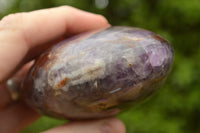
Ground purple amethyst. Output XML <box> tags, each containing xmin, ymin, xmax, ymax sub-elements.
<box><xmin>21</xmin><ymin>26</ymin><xmax>174</xmax><ymax>120</ymax></box>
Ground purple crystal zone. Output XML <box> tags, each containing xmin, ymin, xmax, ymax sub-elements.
<box><xmin>22</xmin><ymin>26</ymin><xmax>174</xmax><ymax>120</ymax></box>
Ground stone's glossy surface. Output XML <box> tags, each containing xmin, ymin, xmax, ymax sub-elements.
<box><xmin>21</xmin><ymin>26</ymin><xmax>174</xmax><ymax>120</ymax></box>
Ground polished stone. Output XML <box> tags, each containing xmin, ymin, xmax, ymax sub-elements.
<box><xmin>21</xmin><ymin>26</ymin><xmax>174</xmax><ymax>120</ymax></box>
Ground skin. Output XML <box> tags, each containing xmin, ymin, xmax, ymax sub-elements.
<box><xmin>0</xmin><ymin>6</ymin><xmax>126</xmax><ymax>133</ymax></box>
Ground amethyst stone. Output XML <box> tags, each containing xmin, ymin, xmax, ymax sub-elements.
<box><xmin>21</xmin><ymin>26</ymin><xmax>174</xmax><ymax>120</ymax></box>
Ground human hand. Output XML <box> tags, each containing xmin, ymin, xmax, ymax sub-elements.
<box><xmin>0</xmin><ymin>6</ymin><xmax>125</xmax><ymax>133</ymax></box>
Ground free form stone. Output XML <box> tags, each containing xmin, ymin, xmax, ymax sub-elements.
<box><xmin>21</xmin><ymin>26</ymin><xmax>174</xmax><ymax>120</ymax></box>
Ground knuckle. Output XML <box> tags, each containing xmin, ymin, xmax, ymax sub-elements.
<box><xmin>58</xmin><ymin>5</ymin><xmax>75</xmax><ymax>11</ymax></box>
<box><xmin>59</xmin><ymin>5</ymin><xmax>71</xmax><ymax>8</ymax></box>
<box><xmin>0</xmin><ymin>13</ymin><xmax>26</xmax><ymax>29</ymax></box>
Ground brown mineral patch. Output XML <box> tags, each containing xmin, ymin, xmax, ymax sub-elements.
<box><xmin>43</xmin><ymin>53</ymin><xmax>59</xmax><ymax>70</ymax></box>
<box><xmin>153</xmin><ymin>34</ymin><xmax>165</xmax><ymax>42</ymax></box>
<box><xmin>87</xmin><ymin>67</ymin><xmax>102</xmax><ymax>76</ymax></box>
<box><xmin>88</xmin><ymin>68</ymin><xmax>97</xmax><ymax>76</ymax></box>
<box><xmin>129</xmin><ymin>64</ymin><xmax>132</xmax><ymax>67</ymax></box>
<box><xmin>87</xmin><ymin>99</ymin><xmax>119</xmax><ymax>112</ymax></box>
<box><xmin>55</xmin><ymin>77</ymin><xmax>68</xmax><ymax>88</ymax></box>
<box><xmin>44</xmin><ymin>60</ymin><xmax>56</xmax><ymax>70</ymax></box>
<box><xmin>154</xmin><ymin>75</ymin><xmax>166</xmax><ymax>83</ymax></box>
<box><xmin>35</xmin><ymin>52</ymin><xmax>49</xmax><ymax>68</ymax></box>
<box><xmin>54</xmin><ymin>90</ymin><xmax>62</xmax><ymax>96</ymax></box>
<box><xmin>120</xmin><ymin>83</ymin><xmax>143</xmax><ymax>102</ymax></box>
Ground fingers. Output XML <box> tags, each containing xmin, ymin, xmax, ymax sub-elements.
<box><xmin>0</xmin><ymin>6</ymin><xmax>112</xmax><ymax>133</ymax></box>
<box><xmin>43</xmin><ymin>117</ymin><xmax>126</xmax><ymax>133</ymax></box>
<box><xmin>0</xmin><ymin>102</ymin><xmax>40</xmax><ymax>133</ymax></box>
<box><xmin>0</xmin><ymin>61</ymin><xmax>39</xmax><ymax>133</ymax></box>
<box><xmin>0</xmin><ymin>61</ymin><xmax>34</xmax><ymax>109</ymax></box>
<box><xmin>0</xmin><ymin>6</ymin><xmax>110</xmax><ymax>82</ymax></box>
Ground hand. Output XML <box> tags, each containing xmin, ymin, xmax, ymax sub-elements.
<box><xmin>0</xmin><ymin>6</ymin><xmax>125</xmax><ymax>133</ymax></box>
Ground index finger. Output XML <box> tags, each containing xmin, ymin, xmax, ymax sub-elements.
<box><xmin>0</xmin><ymin>6</ymin><xmax>110</xmax><ymax>81</ymax></box>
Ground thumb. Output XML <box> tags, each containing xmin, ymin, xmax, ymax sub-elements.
<box><xmin>43</xmin><ymin>117</ymin><xmax>126</xmax><ymax>133</ymax></box>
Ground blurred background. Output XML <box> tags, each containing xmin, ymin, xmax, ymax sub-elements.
<box><xmin>0</xmin><ymin>0</ymin><xmax>199</xmax><ymax>133</ymax></box>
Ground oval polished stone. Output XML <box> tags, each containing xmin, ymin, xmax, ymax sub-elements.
<box><xmin>21</xmin><ymin>26</ymin><xmax>174</xmax><ymax>120</ymax></box>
